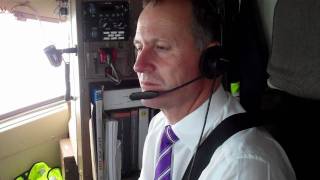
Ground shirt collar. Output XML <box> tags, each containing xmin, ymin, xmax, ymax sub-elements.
<box><xmin>169</xmin><ymin>85</ymin><xmax>229</xmax><ymax>152</ymax></box>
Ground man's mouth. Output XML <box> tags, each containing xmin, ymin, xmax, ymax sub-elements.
<box><xmin>140</xmin><ymin>81</ymin><xmax>162</xmax><ymax>91</ymax></box>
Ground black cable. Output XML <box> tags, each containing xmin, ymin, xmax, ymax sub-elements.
<box><xmin>185</xmin><ymin>79</ymin><xmax>216</xmax><ymax>180</ymax></box>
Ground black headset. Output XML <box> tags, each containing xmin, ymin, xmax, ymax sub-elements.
<box><xmin>197</xmin><ymin>0</ymin><xmax>229</xmax><ymax>80</ymax></box>
<box><xmin>186</xmin><ymin>1</ymin><xmax>230</xmax><ymax>179</ymax></box>
<box><xmin>199</xmin><ymin>46</ymin><xmax>229</xmax><ymax>79</ymax></box>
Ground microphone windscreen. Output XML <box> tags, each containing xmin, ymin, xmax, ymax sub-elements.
<box><xmin>129</xmin><ymin>91</ymin><xmax>160</xmax><ymax>101</ymax></box>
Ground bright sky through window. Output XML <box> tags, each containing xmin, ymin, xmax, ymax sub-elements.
<box><xmin>0</xmin><ymin>12</ymin><xmax>68</xmax><ymax>116</ymax></box>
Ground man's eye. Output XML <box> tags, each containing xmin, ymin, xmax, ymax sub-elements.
<box><xmin>156</xmin><ymin>45</ymin><xmax>169</xmax><ymax>51</ymax></box>
<box><xmin>135</xmin><ymin>46</ymin><xmax>142</xmax><ymax>52</ymax></box>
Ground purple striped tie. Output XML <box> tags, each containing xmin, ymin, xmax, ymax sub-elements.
<box><xmin>154</xmin><ymin>125</ymin><xmax>179</xmax><ymax>180</ymax></box>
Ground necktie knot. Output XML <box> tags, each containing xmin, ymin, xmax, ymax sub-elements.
<box><xmin>160</xmin><ymin>125</ymin><xmax>179</xmax><ymax>152</ymax></box>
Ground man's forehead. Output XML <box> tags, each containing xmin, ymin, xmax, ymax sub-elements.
<box><xmin>134</xmin><ymin>25</ymin><xmax>180</xmax><ymax>45</ymax></box>
<box><xmin>135</xmin><ymin>0</ymin><xmax>194</xmax><ymax>43</ymax></box>
<box><xmin>135</xmin><ymin>18</ymin><xmax>193</xmax><ymax>43</ymax></box>
<box><xmin>140</xmin><ymin>0</ymin><xmax>192</xmax><ymax>21</ymax></box>
<box><xmin>137</xmin><ymin>2</ymin><xmax>192</xmax><ymax>32</ymax></box>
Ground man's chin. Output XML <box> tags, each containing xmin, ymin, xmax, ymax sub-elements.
<box><xmin>141</xmin><ymin>99</ymin><xmax>163</xmax><ymax>109</ymax></box>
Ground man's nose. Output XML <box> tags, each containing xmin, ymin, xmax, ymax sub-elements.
<box><xmin>133</xmin><ymin>48</ymin><xmax>155</xmax><ymax>73</ymax></box>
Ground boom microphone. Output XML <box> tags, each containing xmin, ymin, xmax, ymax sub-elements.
<box><xmin>129</xmin><ymin>76</ymin><xmax>203</xmax><ymax>101</ymax></box>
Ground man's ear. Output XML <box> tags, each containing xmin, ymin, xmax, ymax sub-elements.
<box><xmin>199</xmin><ymin>42</ymin><xmax>227</xmax><ymax>79</ymax></box>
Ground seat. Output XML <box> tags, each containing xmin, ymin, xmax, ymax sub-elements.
<box><xmin>237</xmin><ymin>0</ymin><xmax>320</xmax><ymax>179</ymax></box>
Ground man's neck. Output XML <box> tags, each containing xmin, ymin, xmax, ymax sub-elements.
<box><xmin>162</xmin><ymin>79</ymin><xmax>220</xmax><ymax>124</ymax></box>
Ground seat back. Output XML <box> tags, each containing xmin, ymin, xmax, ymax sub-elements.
<box><xmin>266</xmin><ymin>1</ymin><xmax>320</xmax><ymax>179</ymax></box>
<box><xmin>267</xmin><ymin>0</ymin><xmax>320</xmax><ymax>99</ymax></box>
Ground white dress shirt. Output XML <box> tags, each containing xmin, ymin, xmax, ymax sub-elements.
<box><xmin>139</xmin><ymin>85</ymin><xmax>296</xmax><ymax>180</ymax></box>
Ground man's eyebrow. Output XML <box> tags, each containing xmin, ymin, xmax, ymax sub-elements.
<box><xmin>133</xmin><ymin>38</ymin><xmax>169</xmax><ymax>44</ymax></box>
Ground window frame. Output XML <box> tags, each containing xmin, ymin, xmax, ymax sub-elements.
<box><xmin>0</xmin><ymin>95</ymin><xmax>66</xmax><ymax>122</ymax></box>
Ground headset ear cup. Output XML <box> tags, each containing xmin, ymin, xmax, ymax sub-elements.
<box><xmin>199</xmin><ymin>46</ymin><xmax>226</xmax><ymax>79</ymax></box>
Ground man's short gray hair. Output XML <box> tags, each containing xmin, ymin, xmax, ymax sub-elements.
<box><xmin>142</xmin><ymin>0</ymin><xmax>222</xmax><ymax>50</ymax></box>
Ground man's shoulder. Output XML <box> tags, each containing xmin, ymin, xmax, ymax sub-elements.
<box><xmin>203</xmin><ymin>127</ymin><xmax>296</xmax><ymax>180</ymax></box>
<box><xmin>221</xmin><ymin>128</ymin><xmax>272</xmax><ymax>154</ymax></box>
<box><xmin>215</xmin><ymin>127</ymin><xmax>288</xmax><ymax>164</ymax></box>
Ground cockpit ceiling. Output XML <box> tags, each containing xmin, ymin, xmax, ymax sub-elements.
<box><xmin>0</xmin><ymin>0</ymin><xmax>67</xmax><ymax>22</ymax></box>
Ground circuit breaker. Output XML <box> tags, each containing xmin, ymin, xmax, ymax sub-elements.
<box><xmin>81</xmin><ymin>0</ymin><xmax>141</xmax><ymax>83</ymax></box>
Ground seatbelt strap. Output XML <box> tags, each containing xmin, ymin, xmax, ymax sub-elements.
<box><xmin>182</xmin><ymin>113</ymin><xmax>260</xmax><ymax>180</ymax></box>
